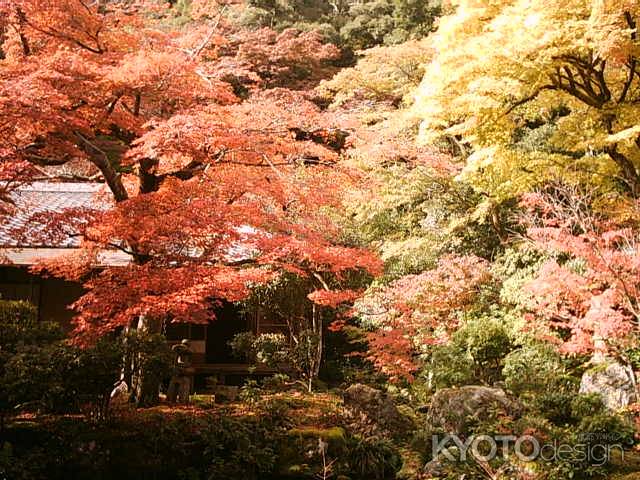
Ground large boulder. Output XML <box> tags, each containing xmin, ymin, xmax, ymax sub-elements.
<box><xmin>427</xmin><ymin>386</ymin><xmax>520</xmax><ymax>434</ymax></box>
<box><xmin>343</xmin><ymin>383</ymin><xmax>414</xmax><ymax>434</ymax></box>
<box><xmin>580</xmin><ymin>362</ymin><xmax>637</xmax><ymax>411</ymax></box>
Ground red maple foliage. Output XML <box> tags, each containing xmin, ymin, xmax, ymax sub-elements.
<box><xmin>1</xmin><ymin>1</ymin><xmax>381</xmax><ymax>341</ymax></box>
<box><xmin>521</xmin><ymin>187</ymin><xmax>640</xmax><ymax>356</ymax></box>
<box><xmin>355</xmin><ymin>254</ymin><xmax>492</xmax><ymax>381</ymax></box>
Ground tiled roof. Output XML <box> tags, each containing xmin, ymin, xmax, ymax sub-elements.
<box><xmin>0</xmin><ymin>182</ymin><xmax>110</xmax><ymax>248</ymax></box>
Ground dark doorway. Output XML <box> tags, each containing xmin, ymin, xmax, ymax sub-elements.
<box><xmin>206</xmin><ymin>302</ymin><xmax>247</xmax><ymax>363</ymax></box>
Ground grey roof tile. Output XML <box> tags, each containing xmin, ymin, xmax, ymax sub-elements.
<box><xmin>0</xmin><ymin>182</ymin><xmax>110</xmax><ymax>248</ymax></box>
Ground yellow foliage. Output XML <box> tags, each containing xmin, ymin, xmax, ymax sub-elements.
<box><xmin>414</xmin><ymin>0</ymin><xmax>640</xmax><ymax>202</ymax></box>
<box><xmin>319</xmin><ymin>40</ymin><xmax>433</xmax><ymax>107</ymax></box>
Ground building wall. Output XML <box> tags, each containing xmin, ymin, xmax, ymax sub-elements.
<box><xmin>1</xmin><ymin>266</ymin><xmax>291</xmax><ymax>362</ymax></box>
<box><xmin>0</xmin><ymin>266</ymin><xmax>82</xmax><ymax>331</ymax></box>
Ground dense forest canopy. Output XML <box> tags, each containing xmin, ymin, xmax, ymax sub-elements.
<box><xmin>2</xmin><ymin>1</ymin><xmax>640</xmax><ymax>479</ymax></box>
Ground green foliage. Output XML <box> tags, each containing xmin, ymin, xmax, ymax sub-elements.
<box><xmin>458</xmin><ymin>314</ymin><xmax>513</xmax><ymax>370</ymax></box>
<box><xmin>123</xmin><ymin>330</ymin><xmax>173</xmax><ymax>407</ymax></box>
<box><xmin>236</xmin><ymin>0</ymin><xmax>442</xmax><ymax>51</ymax></box>
<box><xmin>230</xmin><ymin>328</ymin><xmax>324</xmax><ymax>389</ymax></box>
<box><xmin>239</xmin><ymin>379</ymin><xmax>263</xmax><ymax>405</ymax></box>
<box><xmin>531</xmin><ymin>391</ymin><xmax>581</xmax><ymax>427</ymax></box>
<box><xmin>319</xmin><ymin>39</ymin><xmax>431</xmax><ymax>107</ymax></box>
<box><xmin>253</xmin><ymin>333</ymin><xmax>290</xmax><ymax>365</ymax></box>
<box><xmin>340</xmin><ymin>435</ymin><xmax>402</xmax><ymax>480</ymax></box>
<box><xmin>345</xmin><ymin>161</ymin><xmax>503</xmax><ymax>280</ymax></box>
<box><xmin>202</xmin><ymin>414</ymin><xmax>282</xmax><ymax>478</ymax></box>
<box><xmin>2</xmin><ymin>338</ymin><xmax>123</xmax><ymax>420</ymax></box>
<box><xmin>71</xmin><ymin>338</ymin><xmax>124</xmax><ymax>420</ymax></box>
<box><xmin>2</xmin><ymin>343</ymin><xmax>72</xmax><ymax>414</ymax></box>
<box><xmin>576</xmin><ymin>413</ymin><xmax>636</xmax><ymax>449</ymax></box>
<box><xmin>492</xmin><ymin>245</ymin><xmax>547</xmax><ymax>309</ymax></box>
<box><xmin>0</xmin><ymin>300</ymin><xmax>63</xmax><ymax>351</ymax></box>
<box><xmin>228</xmin><ymin>331</ymin><xmax>256</xmax><ymax>361</ymax></box>
<box><xmin>0</xmin><ymin>301</ymin><xmax>172</xmax><ymax>420</ymax></box>
<box><xmin>338</xmin><ymin>0</ymin><xmax>441</xmax><ymax>50</ymax></box>
<box><xmin>417</xmin><ymin>342</ymin><xmax>475</xmax><ymax>392</ymax></box>
<box><xmin>418</xmin><ymin>313</ymin><xmax>516</xmax><ymax>390</ymax></box>
<box><xmin>502</xmin><ymin>341</ymin><xmax>570</xmax><ymax>395</ymax></box>
<box><xmin>0</xmin><ymin>301</ymin><xmax>68</xmax><ymax>417</ymax></box>
<box><xmin>0</xmin><ymin>397</ymin><xmax>403</xmax><ymax>480</ymax></box>
<box><xmin>261</xmin><ymin>373</ymin><xmax>291</xmax><ymax>391</ymax></box>
<box><xmin>571</xmin><ymin>394</ymin><xmax>607</xmax><ymax>421</ymax></box>
<box><xmin>230</xmin><ymin>331</ymin><xmax>290</xmax><ymax>367</ymax></box>
<box><xmin>320</xmin><ymin>323</ymin><xmax>386</xmax><ymax>388</ymax></box>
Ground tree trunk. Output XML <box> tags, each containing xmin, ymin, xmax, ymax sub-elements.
<box><xmin>607</xmin><ymin>146</ymin><xmax>640</xmax><ymax>197</ymax></box>
<box><xmin>129</xmin><ymin>315</ymin><xmax>163</xmax><ymax>407</ymax></box>
<box><xmin>307</xmin><ymin>304</ymin><xmax>323</xmax><ymax>393</ymax></box>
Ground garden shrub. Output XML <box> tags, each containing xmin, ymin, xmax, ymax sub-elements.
<box><xmin>341</xmin><ymin>436</ymin><xmax>402</xmax><ymax>480</ymax></box>
<box><xmin>418</xmin><ymin>314</ymin><xmax>515</xmax><ymax>391</ymax></box>
<box><xmin>502</xmin><ymin>341</ymin><xmax>570</xmax><ymax>395</ymax></box>
<box><xmin>1</xmin><ymin>401</ymin><xmax>403</xmax><ymax>480</ymax></box>
<box><xmin>122</xmin><ymin>330</ymin><xmax>173</xmax><ymax>407</ymax></box>
<box><xmin>1</xmin><ymin>300</ymin><xmax>170</xmax><ymax>420</ymax></box>
<box><xmin>0</xmin><ymin>300</ymin><xmax>63</xmax><ymax>349</ymax></box>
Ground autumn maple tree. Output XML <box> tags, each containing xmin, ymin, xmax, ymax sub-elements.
<box><xmin>0</xmin><ymin>0</ymin><xmax>381</xmax><ymax>363</ymax></box>
<box><xmin>414</xmin><ymin>0</ymin><xmax>640</xmax><ymax>209</ymax></box>
<box><xmin>521</xmin><ymin>184</ymin><xmax>640</xmax><ymax>357</ymax></box>
<box><xmin>354</xmin><ymin>254</ymin><xmax>492</xmax><ymax>381</ymax></box>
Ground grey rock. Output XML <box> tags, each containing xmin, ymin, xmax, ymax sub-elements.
<box><xmin>343</xmin><ymin>383</ymin><xmax>414</xmax><ymax>433</ymax></box>
<box><xmin>580</xmin><ymin>362</ymin><xmax>637</xmax><ymax>411</ymax></box>
<box><xmin>427</xmin><ymin>385</ymin><xmax>520</xmax><ymax>434</ymax></box>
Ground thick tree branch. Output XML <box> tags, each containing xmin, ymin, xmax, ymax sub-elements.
<box><xmin>75</xmin><ymin>132</ymin><xmax>129</xmax><ymax>202</ymax></box>
<box><xmin>606</xmin><ymin>145</ymin><xmax>640</xmax><ymax>197</ymax></box>
<box><xmin>505</xmin><ymin>85</ymin><xmax>557</xmax><ymax>114</ymax></box>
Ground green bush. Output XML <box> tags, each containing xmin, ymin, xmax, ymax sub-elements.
<box><xmin>502</xmin><ymin>341</ymin><xmax>572</xmax><ymax>395</ymax></box>
<box><xmin>0</xmin><ymin>301</ymin><xmax>68</xmax><ymax>420</ymax></box>
<box><xmin>122</xmin><ymin>330</ymin><xmax>173</xmax><ymax>407</ymax></box>
<box><xmin>1</xmin><ymin>300</ymin><xmax>170</xmax><ymax>420</ymax></box>
<box><xmin>458</xmin><ymin>315</ymin><xmax>513</xmax><ymax>373</ymax></box>
<box><xmin>418</xmin><ymin>314</ymin><xmax>515</xmax><ymax>390</ymax></box>
<box><xmin>71</xmin><ymin>338</ymin><xmax>124</xmax><ymax>420</ymax></box>
<box><xmin>571</xmin><ymin>393</ymin><xmax>606</xmax><ymax>420</ymax></box>
<box><xmin>239</xmin><ymin>379</ymin><xmax>263</xmax><ymax>405</ymax></box>
<box><xmin>235</xmin><ymin>0</ymin><xmax>442</xmax><ymax>51</ymax></box>
<box><xmin>341</xmin><ymin>436</ymin><xmax>402</xmax><ymax>480</ymax></box>
<box><xmin>530</xmin><ymin>391</ymin><xmax>578</xmax><ymax>426</ymax></box>
<box><xmin>230</xmin><ymin>329</ymin><xmax>323</xmax><ymax>390</ymax></box>
<box><xmin>261</xmin><ymin>373</ymin><xmax>291</xmax><ymax>391</ymax></box>
<box><xmin>1</xmin><ymin>395</ymin><xmax>405</xmax><ymax>480</ymax></box>
<box><xmin>418</xmin><ymin>342</ymin><xmax>476</xmax><ymax>390</ymax></box>
<box><xmin>2</xmin><ymin>338</ymin><xmax>123</xmax><ymax>419</ymax></box>
<box><xmin>0</xmin><ymin>300</ymin><xmax>63</xmax><ymax>352</ymax></box>
<box><xmin>229</xmin><ymin>331</ymin><xmax>290</xmax><ymax>367</ymax></box>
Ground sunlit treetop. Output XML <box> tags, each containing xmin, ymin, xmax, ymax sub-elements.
<box><xmin>318</xmin><ymin>39</ymin><xmax>432</xmax><ymax>108</ymax></box>
<box><xmin>414</xmin><ymin>0</ymin><xmax>640</xmax><ymax>205</ymax></box>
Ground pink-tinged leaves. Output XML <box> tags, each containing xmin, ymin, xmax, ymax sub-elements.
<box><xmin>522</xmin><ymin>189</ymin><xmax>640</xmax><ymax>354</ymax></box>
<box><xmin>356</xmin><ymin>255</ymin><xmax>492</xmax><ymax>381</ymax></box>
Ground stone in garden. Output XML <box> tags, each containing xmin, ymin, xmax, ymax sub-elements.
<box><xmin>110</xmin><ymin>379</ymin><xmax>129</xmax><ymax>404</ymax></box>
<box><xmin>343</xmin><ymin>383</ymin><xmax>414</xmax><ymax>433</ymax></box>
<box><xmin>579</xmin><ymin>361</ymin><xmax>637</xmax><ymax>411</ymax></box>
<box><xmin>427</xmin><ymin>385</ymin><xmax>520</xmax><ymax>435</ymax></box>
